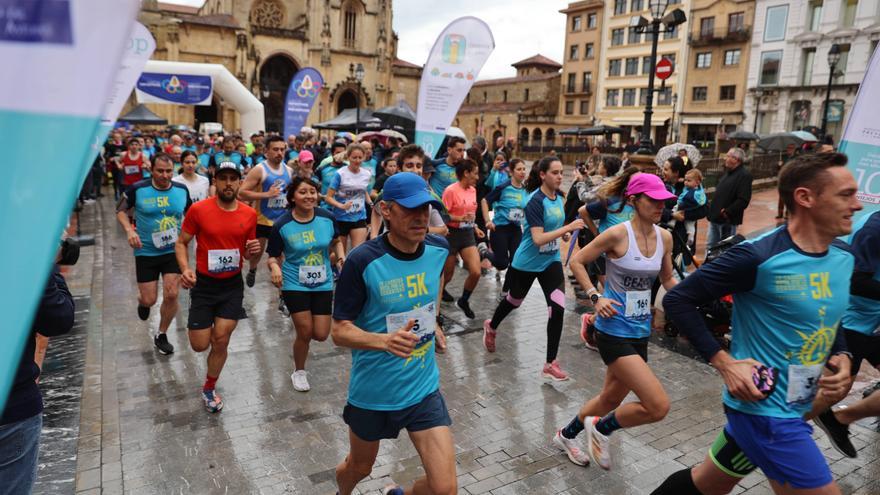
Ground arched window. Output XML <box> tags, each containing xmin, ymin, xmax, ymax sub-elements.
<box><xmin>341</xmin><ymin>0</ymin><xmax>360</xmax><ymax>49</ymax></box>
<box><xmin>337</xmin><ymin>90</ymin><xmax>358</xmax><ymax>115</ymax></box>
<box><xmin>532</xmin><ymin>128</ymin><xmax>543</xmax><ymax>147</ymax></box>
<box><xmin>519</xmin><ymin>128</ymin><xmax>529</xmax><ymax>145</ymax></box>
<box><xmin>545</xmin><ymin>128</ymin><xmax>556</xmax><ymax>147</ymax></box>
<box><xmin>250</xmin><ymin>0</ymin><xmax>285</xmax><ymax>28</ymax></box>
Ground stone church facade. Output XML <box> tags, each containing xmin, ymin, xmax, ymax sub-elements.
<box><xmin>137</xmin><ymin>0</ymin><xmax>422</xmax><ymax>134</ymax></box>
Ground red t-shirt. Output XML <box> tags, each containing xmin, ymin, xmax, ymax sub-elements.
<box><xmin>182</xmin><ymin>199</ymin><xmax>257</xmax><ymax>279</ymax></box>
<box><xmin>120</xmin><ymin>152</ymin><xmax>146</xmax><ymax>186</ymax></box>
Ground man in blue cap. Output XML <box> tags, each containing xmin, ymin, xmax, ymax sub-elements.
<box><xmin>331</xmin><ymin>172</ymin><xmax>456</xmax><ymax>495</ymax></box>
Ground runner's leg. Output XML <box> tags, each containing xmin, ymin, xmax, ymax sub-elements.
<box><xmin>407</xmin><ymin>426</ymin><xmax>457</xmax><ymax>495</ymax></box>
<box><xmin>488</xmin><ymin>267</ymin><xmax>537</xmax><ymax>329</ymax></box>
<box><xmin>291</xmin><ymin>310</ymin><xmax>314</xmax><ymax>371</ymax></box>
<box><xmin>604</xmin><ymin>355</ymin><xmax>670</xmax><ymax>426</ymax></box>
<box><xmin>137</xmin><ymin>281</ymin><xmax>159</xmax><ymax>310</ymax></box>
<box><xmin>536</xmin><ymin>263</ymin><xmax>565</xmax><ymax>364</ymax></box>
<box><xmin>206</xmin><ymin>317</ymin><xmax>237</xmax><ymax>380</ymax></box>
<box><xmin>157</xmin><ymin>274</ymin><xmax>180</xmax><ymax>334</ymax></box>
<box><xmin>335</xmin><ymin>429</ymin><xmax>380</xmax><ymax>495</ymax></box>
<box><xmin>348</xmin><ymin>227</ymin><xmax>367</xmax><ymax>250</ymax></box>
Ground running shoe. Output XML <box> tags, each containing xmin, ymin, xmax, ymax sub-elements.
<box><xmin>442</xmin><ymin>289</ymin><xmax>454</xmax><ymax>302</ymax></box>
<box><xmin>477</xmin><ymin>242</ymin><xmax>489</xmax><ymax>259</ymax></box>
<box><xmin>202</xmin><ymin>389</ymin><xmax>224</xmax><ymax>413</ymax></box>
<box><xmin>278</xmin><ymin>294</ymin><xmax>289</xmax><ymax>316</ymax></box>
<box><xmin>137</xmin><ymin>305</ymin><xmax>150</xmax><ymax>321</ymax></box>
<box><xmin>457</xmin><ymin>298</ymin><xmax>475</xmax><ymax>319</ymax></box>
<box><xmin>153</xmin><ymin>333</ymin><xmax>174</xmax><ymax>355</ymax></box>
<box><xmin>580</xmin><ymin>313</ymin><xmax>598</xmax><ymax>352</ymax></box>
<box><xmin>814</xmin><ymin>409</ymin><xmax>856</xmax><ymax>458</ymax></box>
<box><xmin>553</xmin><ymin>429</ymin><xmax>590</xmax><ymax>466</ymax></box>
<box><xmin>245</xmin><ymin>269</ymin><xmax>256</xmax><ymax>288</ymax></box>
<box><xmin>542</xmin><ymin>360</ymin><xmax>570</xmax><ymax>381</ymax></box>
<box><xmin>291</xmin><ymin>370</ymin><xmax>310</xmax><ymax>392</ymax></box>
<box><xmin>482</xmin><ymin>319</ymin><xmax>497</xmax><ymax>353</ymax></box>
<box><xmin>585</xmin><ymin>416</ymin><xmax>611</xmax><ymax>469</ymax></box>
<box><xmin>382</xmin><ymin>486</ymin><xmax>404</xmax><ymax>495</ymax></box>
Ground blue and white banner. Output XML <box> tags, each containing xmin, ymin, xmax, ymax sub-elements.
<box><xmin>0</xmin><ymin>0</ymin><xmax>140</xmax><ymax>412</ymax></box>
<box><xmin>136</xmin><ymin>72</ymin><xmax>213</xmax><ymax>106</ymax></box>
<box><xmin>415</xmin><ymin>17</ymin><xmax>494</xmax><ymax>159</ymax></box>
<box><xmin>284</xmin><ymin>67</ymin><xmax>324</xmax><ymax>139</ymax></box>
<box><xmin>839</xmin><ymin>46</ymin><xmax>880</xmax><ymax>217</ymax></box>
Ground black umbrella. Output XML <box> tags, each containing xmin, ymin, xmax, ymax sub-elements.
<box><xmin>727</xmin><ymin>130</ymin><xmax>760</xmax><ymax>141</ymax></box>
<box><xmin>118</xmin><ymin>104</ymin><xmax>167</xmax><ymax>125</ymax></box>
<box><xmin>313</xmin><ymin>108</ymin><xmax>381</xmax><ymax>131</ymax></box>
<box><xmin>582</xmin><ymin>125</ymin><xmax>625</xmax><ymax>135</ymax></box>
<box><xmin>558</xmin><ymin>127</ymin><xmax>584</xmax><ymax>135</ymax></box>
<box><xmin>373</xmin><ymin>102</ymin><xmax>416</xmax><ymax>130</ymax></box>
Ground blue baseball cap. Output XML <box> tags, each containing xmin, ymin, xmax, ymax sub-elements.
<box><xmin>382</xmin><ymin>172</ymin><xmax>441</xmax><ymax>209</ymax></box>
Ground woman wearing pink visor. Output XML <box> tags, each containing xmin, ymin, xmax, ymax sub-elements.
<box><xmin>553</xmin><ymin>173</ymin><xmax>679</xmax><ymax>471</ymax></box>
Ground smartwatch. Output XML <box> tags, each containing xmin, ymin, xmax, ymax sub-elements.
<box><xmin>590</xmin><ymin>293</ymin><xmax>600</xmax><ymax>305</ymax></box>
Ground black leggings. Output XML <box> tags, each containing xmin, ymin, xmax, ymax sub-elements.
<box><xmin>489</xmin><ymin>261</ymin><xmax>566</xmax><ymax>363</ymax></box>
<box><xmin>488</xmin><ymin>224</ymin><xmax>522</xmax><ymax>292</ymax></box>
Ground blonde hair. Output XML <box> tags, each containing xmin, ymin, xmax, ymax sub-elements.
<box><xmin>685</xmin><ymin>168</ymin><xmax>703</xmax><ymax>182</ymax></box>
<box><xmin>346</xmin><ymin>143</ymin><xmax>366</xmax><ymax>157</ymax></box>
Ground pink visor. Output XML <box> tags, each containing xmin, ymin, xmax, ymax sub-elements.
<box><xmin>625</xmin><ymin>173</ymin><xmax>676</xmax><ymax>201</ymax></box>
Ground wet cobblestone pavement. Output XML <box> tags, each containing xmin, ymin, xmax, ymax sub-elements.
<box><xmin>34</xmin><ymin>191</ymin><xmax>880</xmax><ymax>494</ymax></box>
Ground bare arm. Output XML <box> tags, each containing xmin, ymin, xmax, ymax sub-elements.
<box><xmin>569</xmin><ymin>227</ymin><xmax>623</xmax><ymax>294</ymax></box>
<box><xmin>237</xmin><ymin>167</ymin><xmax>271</xmax><ymax>201</ymax></box>
<box><xmin>577</xmin><ymin>205</ymin><xmax>599</xmax><ymax>236</ymax></box>
<box><xmin>175</xmin><ymin>229</ymin><xmax>197</xmax><ymax>288</ymax></box>
<box><xmin>324</xmin><ymin>188</ymin><xmax>349</xmax><ymax>210</ymax></box>
<box><xmin>331</xmin><ymin>318</ymin><xmax>417</xmax><ymax>357</ymax></box>
<box><xmin>480</xmin><ymin>198</ymin><xmax>493</xmax><ymax>229</ymax></box>
<box><xmin>530</xmin><ymin>218</ymin><xmax>583</xmax><ymax>247</ymax></box>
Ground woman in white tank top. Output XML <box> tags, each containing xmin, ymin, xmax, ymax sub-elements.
<box><xmin>552</xmin><ymin>173</ymin><xmax>679</xmax><ymax>471</ymax></box>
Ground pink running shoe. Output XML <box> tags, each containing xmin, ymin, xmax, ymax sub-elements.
<box><xmin>580</xmin><ymin>313</ymin><xmax>598</xmax><ymax>352</ymax></box>
<box><xmin>542</xmin><ymin>360</ymin><xmax>570</xmax><ymax>381</ymax></box>
<box><xmin>483</xmin><ymin>319</ymin><xmax>497</xmax><ymax>352</ymax></box>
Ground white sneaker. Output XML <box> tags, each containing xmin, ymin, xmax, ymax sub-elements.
<box><xmin>586</xmin><ymin>416</ymin><xmax>612</xmax><ymax>470</ymax></box>
<box><xmin>553</xmin><ymin>430</ymin><xmax>590</xmax><ymax>466</ymax></box>
<box><xmin>291</xmin><ymin>370</ymin><xmax>310</xmax><ymax>392</ymax></box>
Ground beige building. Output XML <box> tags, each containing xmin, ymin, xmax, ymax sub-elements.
<box><xmin>595</xmin><ymin>0</ymin><xmax>690</xmax><ymax>146</ymax></box>
<box><xmin>679</xmin><ymin>0</ymin><xmax>755</xmax><ymax>147</ymax></box>
<box><xmin>136</xmin><ymin>0</ymin><xmax>422</xmax><ymax>133</ymax></box>
<box><xmin>454</xmin><ymin>55</ymin><xmax>563</xmax><ymax>151</ymax></box>
<box><xmin>558</xmin><ymin>1</ymin><xmax>605</xmax><ymax>130</ymax></box>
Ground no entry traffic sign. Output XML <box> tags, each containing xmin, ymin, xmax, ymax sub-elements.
<box><xmin>656</xmin><ymin>57</ymin><xmax>674</xmax><ymax>80</ymax></box>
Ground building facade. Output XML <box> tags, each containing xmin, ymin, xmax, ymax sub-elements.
<box><xmin>743</xmin><ymin>0</ymin><xmax>880</xmax><ymax>143</ymax></box>
<box><xmin>594</xmin><ymin>0</ymin><xmax>690</xmax><ymax>147</ymax></box>
<box><xmin>679</xmin><ymin>0</ymin><xmax>755</xmax><ymax>148</ymax></box>
<box><xmin>558</xmin><ymin>1</ymin><xmax>605</xmax><ymax>130</ymax></box>
<box><xmin>454</xmin><ymin>55</ymin><xmax>563</xmax><ymax>152</ymax></box>
<box><xmin>137</xmin><ymin>0</ymin><xmax>422</xmax><ymax>133</ymax></box>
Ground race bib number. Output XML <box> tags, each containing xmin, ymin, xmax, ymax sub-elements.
<box><xmin>540</xmin><ymin>239</ymin><xmax>559</xmax><ymax>254</ymax></box>
<box><xmin>624</xmin><ymin>290</ymin><xmax>651</xmax><ymax>319</ymax></box>
<box><xmin>268</xmin><ymin>195</ymin><xmax>287</xmax><ymax>209</ymax></box>
<box><xmin>207</xmin><ymin>249</ymin><xmax>240</xmax><ymax>274</ymax></box>
<box><xmin>347</xmin><ymin>197</ymin><xmax>365</xmax><ymax>214</ymax></box>
<box><xmin>151</xmin><ymin>228</ymin><xmax>177</xmax><ymax>249</ymax></box>
<box><xmin>507</xmin><ymin>208</ymin><xmax>524</xmax><ymax>223</ymax></box>
<box><xmin>460</xmin><ymin>221</ymin><xmax>475</xmax><ymax>228</ymax></box>
<box><xmin>298</xmin><ymin>264</ymin><xmax>327</xmax><ymax>287</ymax></box>
<box><xmin>786</xmin><ymin>363</ymin><xmax>824</xmax><ymax>405</ymax></box>
<box><xmin>124</xmin><ymin>165</ymin><xmax>140</xmax><ymax>175</ymax></box>
<box><xmin>385</xmin><ymin>302</ymin><xmax>436</xmax><ymax>345</ymax></box>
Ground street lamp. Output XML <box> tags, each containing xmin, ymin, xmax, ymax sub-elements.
<box><xmin>632</xmin><ymin>0</ymin><xmax>687</xmax><ymax>154</ymax></box>
<box><xmin>350</xmin><ymin>62</ymin><xmax>365</xmax><ymax>134</ymax></box>
<box><xmin>669</xmin><ymin>93</ymin><xmax>678</xmax><ymax>143</ymax></box>
<box><xmin>820</xmin><ymin>44</ymin><xmax>841</xmax><ymax>141</ymax></box>
<box><xmin>752</xmin><ymin>88</ymin><xmax>765</xmax><ymax>133</ymax></box>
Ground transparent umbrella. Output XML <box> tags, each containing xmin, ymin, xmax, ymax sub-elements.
<box><xmin>653</xmin><ymin>143</ymin><xmax>702</xmax><ymax>167</ymax></box>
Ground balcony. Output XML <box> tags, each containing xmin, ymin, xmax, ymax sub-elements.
<box><xmin>564</xmin><ymin>84</ymin><xmax>592</xmax><ymax>96</ymax></box>
<box><xmin>688</xmin><ymin>26</ymin><xmax>751</xmax><ymax>46</ymax></box>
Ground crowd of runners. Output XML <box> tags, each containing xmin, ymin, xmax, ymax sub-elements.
<box><xmin>88</xmin><ymin>125</ymin><xmax>880</xmax><ymax>495</ymax></box>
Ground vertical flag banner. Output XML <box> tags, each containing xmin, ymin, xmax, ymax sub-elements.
<box><xmin>839</xmin><ymin>47</ymin><xmax>880</xmax><ymax>217</ymax></box>
<box><xmin>0</xmin><ymin>0</ymin><xmax>140</xmax><ymax>412</ymax></box>
<box><xmin>415</xmin><ymin>17</ymin><xmax>494</xmax><ymax>159</ymax></box>
<box><xmin>82</xmin><ymin>22</ymin><xmax>156</xmax><ymax>184</ymax></box>
<box><xmin>284</xmin><ymin>67</ymin><xmax>324</xmax><ymax>139</ymax></box>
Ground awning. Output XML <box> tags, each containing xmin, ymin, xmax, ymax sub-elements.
<box><xmin>681</xmin><ymin>116</ymin><xmax>724</xmax><ymax>125</ymax></box>
<box><xmin>611</xmin><ymin>117</ymin><xmax>668</xmax><ymax>126</ymax></box>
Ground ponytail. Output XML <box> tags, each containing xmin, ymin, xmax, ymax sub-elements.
<box><xmin>598</xmin><ymin>166</ymin><xmax>640</xmax><ymax>213</ymax></box>
<box><xmin>525</xmin><ymin>156</ymin><xmax>560</xmax><ymax>192</ymax></box>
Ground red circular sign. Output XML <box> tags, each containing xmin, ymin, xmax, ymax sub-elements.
<box><xmin>655</xmin><ymin>57</ymin><xmax>674</xmax><ymax>80</ymax></box>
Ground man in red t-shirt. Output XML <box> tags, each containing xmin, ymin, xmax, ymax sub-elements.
<box><xmin>119</xmin><ymin>138</ymin><xmax>150</xmax><ymax>188</ymax></box>
<box><xmin>175</xmin><ymin>162</ymin><xmax>259</xmax><ymax>413</ymax></box>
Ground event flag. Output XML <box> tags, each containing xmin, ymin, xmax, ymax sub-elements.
<box><xmin>415</xmin><ymin>17</ymin><xmax>494</xmax><ymax>159</ymax></box>
<box><xmin>839</xmin><ymin>45</ymin><xmax>880</xmax><ymax>216</ymax></box>
<box><xmin>0</xmin><ymin>0</ymin><xmax>140</xmax><ymax>412</ymax></box>
<box><xmin>284</xmin><ymin>68</ymin><xmax>324</xmax><ymax>139</ymax></box>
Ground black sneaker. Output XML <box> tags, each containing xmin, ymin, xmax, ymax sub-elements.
<box><xmin>814</xmin><ymin>409</ymin><xmax>856</xmax><ymax>458</ymax></box>
<box><xmin>278</xmin><ymin>294</ymin><xmax>289</xmax><ymax>316</ymax></box>
<box><xmin>442</xmin><ymin>289</ymin><xmax>454</xmax><ymax>302</ymax></box>
<box><xmin>245</xmin><ymin>269</ymin><xmax>257</xmax><ymax>288</ymax></box>
<box><xmin>137</xmin><ymin>305</ymin><xmax>150</xmax><ymax>321</ymax></box>
<box><xmin>477</xmin><ymin>242</ymin><xmax>489</xmax><ymax>260</ymax></box>
<box><xmin>154</xmin><ymin>333</ymin><xmax>174</xmax><ymax>355</ymax></box>
<box><xmin>457</xmin><ymin>298</ymin><xmax>475</xmax><ymax>319</ymax></box>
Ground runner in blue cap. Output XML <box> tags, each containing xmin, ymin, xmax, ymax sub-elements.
<box><xmin>332</xmin><ymin>172</ymin><xmax>456</xmax><ymax>495</ymax></box>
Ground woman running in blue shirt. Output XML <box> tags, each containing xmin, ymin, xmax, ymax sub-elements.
<box><xmin>480</xmin><ymin>158</ymin><xmax>528</xmax><ymax>297</ymax></box>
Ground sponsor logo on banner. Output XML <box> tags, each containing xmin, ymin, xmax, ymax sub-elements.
<box><xmin>840</xmin><ymin>48</ymin><xmax>880</xmax><ymax>213</ymax></box>
<box><xmin>415</xmin><ymin>17</ymin><xmax>495</xmax><ymax>159</ymax></box>
<box><xmin>137</xmin><ymin>72</ymin><xmax>213</xmax><ymax>106</ymax></box>
<box><xmin>0</xmin><ymin>0</ymin><xmax>72</xmax><ymax>44</ymax></box>
<box><xmin>283</xmin><ymin>67</ymin><xmax>324</xmax><ymax>139</ymax></box>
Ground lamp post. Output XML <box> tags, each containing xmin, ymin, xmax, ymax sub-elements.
<box><xmin>752</xmin><ymin>88</ymin><xmax>764</xmax><ymax>133</ymax></box>
<box><xmin>350</xmin><ymin>62</ymin><xmax>365</xmax><ymax>134</ymax></box>
<box><xmin>669</xmin><ymin>93</ymin><xmax>678</xmax><ymax>143</ymax></box>
<box><xmin>632</xmin><ymin>0</ymin><xmax>687</xmax><ymax>155</ymax></box>
<box><xmin>820</xmin><ymin>44</ymin><xmax>841</xmax><ymax>141</ymax></box>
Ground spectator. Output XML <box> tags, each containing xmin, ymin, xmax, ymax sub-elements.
<box><xmin>0</xmin><ymin>265</ymin><xmax>76</xmax><ymax>493</ymax></box>
<box><xmin>706</xmin><ymin>147</ymin><xmax>752</xmax><ymax>247</ymax></box>
<box><xmin>777</xmin><ymin>144</ymin><xmax>798</xmax><ymax>219</ymax></box>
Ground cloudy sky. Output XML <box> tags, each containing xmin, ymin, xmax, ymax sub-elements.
<box><xmin>162</xmin><ymin>0</ymin><xmax>569</xmax><ymax>80</ymax></box>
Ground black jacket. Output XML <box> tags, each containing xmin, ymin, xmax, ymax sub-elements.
<box><xmin>708</xmin><ymin>164</ymin><xmax>753</xmax><ymax>225</ymax></box>
<box><xmin>1</xmin><ymin>267</ymin><xmax>75</xmax><ymax>425</ymax></box>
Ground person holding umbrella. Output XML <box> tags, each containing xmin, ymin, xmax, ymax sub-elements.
<box><xmin>707</xmin><ymin>148</ymin><xmax>752</xmax><ymax>247</ymax></box>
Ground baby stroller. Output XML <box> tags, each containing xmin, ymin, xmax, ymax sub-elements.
<box><xmin>663</xmin><ymin>231</ymin><xmax>745</xmax><ymax>351</ymax></box>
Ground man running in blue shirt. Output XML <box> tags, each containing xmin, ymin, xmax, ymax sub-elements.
<box><xmin>331</xmin><ymin>172</ymin><xmax>455</xmax><ymax>495</ymax></box>
<box><xmin>651</xmin><ymin>153</ymin><xmax>861</xmax><ymax>495</ymax></box>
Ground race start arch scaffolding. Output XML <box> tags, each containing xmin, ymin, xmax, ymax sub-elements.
<box><xmin>140</xmin><ymin>60</ymin><xmax>265</xmax><ymax>136</ymax></box>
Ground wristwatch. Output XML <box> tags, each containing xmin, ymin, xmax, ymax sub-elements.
<box><xmin>590</xmin><ymin>293</ymin><xmax>600</xmax><ymax>305</ymax></box>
